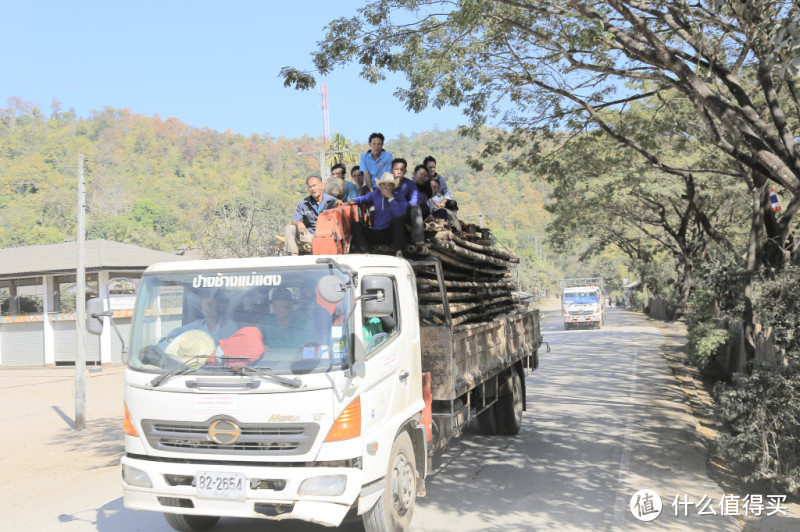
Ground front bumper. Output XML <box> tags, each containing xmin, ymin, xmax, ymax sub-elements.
<box><xmin>564</xmin><ymin>315</ymin><xmax>601</xmax><ymax>323</ymax></box>
<box><xmin>121</xmin><ymin>455</ymin><xmax>363</xmax><ymax>527</ymax></box>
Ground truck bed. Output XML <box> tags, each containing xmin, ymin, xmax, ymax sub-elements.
<box><xmin>420</xmin><ymin>308</ymin><xmax>542</xmax><ymax>401</ymax></box>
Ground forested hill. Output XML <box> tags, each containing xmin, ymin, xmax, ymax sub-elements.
<box><xmin>0</xmin><ymin>103</ymin><xmax>550</xmax><ymax>282</ymax></box>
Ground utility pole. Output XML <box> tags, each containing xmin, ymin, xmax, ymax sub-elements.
<box><xmin>297</xmin><ymin>149</ymin><xmax>349</xmax><ymax>180</ymax></box>
<box><xmin>75</xmin><ymin>154</ymin><xmax>87</xmax><ymax>430</ymax></box>
<box><xmin>464</xmin><ymin>212</ymin><xmax>493</xmax><ymax>228</ymax></box>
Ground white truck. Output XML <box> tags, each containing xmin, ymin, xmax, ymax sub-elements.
<box><xmin>88</xmin><ymin>254</ymin><xmax>542</xmax><ymax>531</ymax></box>
<box><xmin>560</xmin><ymin>278</ymin><xmax>605</xmax><ymax>330</ymax></box>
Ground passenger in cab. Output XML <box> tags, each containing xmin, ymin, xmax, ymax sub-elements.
<box><xmin>163</xmin><ymin>293</ymin><xmax>238</xmax><ymax>343</ymax></box>
<box><xmin>390</xmin><ymin>158</ymin><xmax>424</xmax><ymax>245</ymax></box>
<box><xmin>257</xmin><ymin>288</ymin><xmax>308</xmax><ymax>349</ymax></box>
<box><xmin>360</xmin><ymin>132</ymin><xmax>393</xmax><ymax>191</ymax></box>
<box><xmin>284</xmin><ymin>175</ymin><xmax>341</xmax><ymax>256</ymax></box>
<box><xmin>347</xmin><ymin>172</ymin><xmax>408</xmax><ymax>257</ymax></box>
<box><xmin>423</xmin><ymin>156</ymin><xmax>453</xmax><ymax>200</ymax></box>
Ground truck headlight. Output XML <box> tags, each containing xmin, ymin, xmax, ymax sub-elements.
<box><xmin>122</xmin><ymin>464</ymin><xmax>152</xmax><ymax>488</ymax></box>
<box><xmin>298</xmin><ymin>474</ymin><xmax>347</xmax><ymax>496</ymax></box>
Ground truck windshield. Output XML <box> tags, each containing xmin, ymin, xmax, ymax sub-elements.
<box><xmin>564</xmin><ymin>292</ymin><xmax>599</xmax><ymax>304</ymax></box>
<box><xmin>129</xmin><ymin>268</ymin><xmax>353</xmax><ymax>376</ymax></box>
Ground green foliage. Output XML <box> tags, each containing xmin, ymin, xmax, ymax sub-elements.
<box><xmin>687</xmin><ymin>320</ymin><xmax>729</xmax><ymax>376</ymax></box>
<box><xmin>753</xmin><ymin>265</ymin><xmax>800</xmax><ymax>358</ymax></box>
<box><xmin>715</xmin><ymin>361</ymin><xmax>800</xmax><ymax>491</ymax></box>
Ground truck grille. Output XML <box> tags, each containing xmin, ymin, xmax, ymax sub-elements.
<box><xmin>568</xmin><ymin>310</ymin><xmax>595</xmax><ymax>316</ymax></box>
<box><xmin>141</xmin><ymin>419</ymin><xmax>319</xmax><ymax>456</ymax></box>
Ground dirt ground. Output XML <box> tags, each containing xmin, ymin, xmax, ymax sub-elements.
<box><xmin>651</xmin><ymin>316</ymin><xmax>800</xmax><ymax>532</ymax></box>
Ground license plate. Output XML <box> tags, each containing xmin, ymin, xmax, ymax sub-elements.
<box><xmin>196</xmin><ymin>471</ymin><xmax>246</xmax><ymax>499</ymax></box>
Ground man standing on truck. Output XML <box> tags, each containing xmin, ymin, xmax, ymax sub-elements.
<box><xmin>347</xmin><ymin>172</ymin><xmax>408</xmax><ymax>256</ymax></box>
<box><xmin>360</xmin><ymin>132</ymin><xmax>393</xmax><ymax>190</ymax></box>
<box><xmin>284</xmin><ymin>175</ymin><xmax>340</xmax><ymax>256</ymax></box>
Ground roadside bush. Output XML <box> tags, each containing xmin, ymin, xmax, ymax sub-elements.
<box><xmin>715</xmin><ymin>361</ymin><xmax>800</xmax><ymax>492</ymax></box>
<box><xmin>687</xmin><ymin>320</ymin><xmax>729</xmax><ymax>377</ymax></box>
<box><xmin>753</xmin><ymin>265</ymin><xmax>800</xmax><ymax>360</ymax></box>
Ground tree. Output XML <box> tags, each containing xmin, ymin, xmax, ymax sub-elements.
<box><xmin>282</xmin><ymin>0</ymin><xmax>800</xmax><ymax>263</ymax></box>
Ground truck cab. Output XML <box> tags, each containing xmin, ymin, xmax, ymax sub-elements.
<box><xmin>113</xmin><ymin>255</ymin><xmax>426</xmax><ymax>531</ymax></box>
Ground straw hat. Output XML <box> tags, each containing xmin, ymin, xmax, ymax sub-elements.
<box><xmin>375</xmin><ymin>172</ymin><xmax>399</xmax><ymax>186</ymax></box>
<box><xmin>164</xmin><ymin>330</ymin><xmax>215</xmax><ymax>366</ymax></box>
<box><xmin>323</xmin><ymin>177</ymin><xmax>347</xmax><ymax>200</ymax></box>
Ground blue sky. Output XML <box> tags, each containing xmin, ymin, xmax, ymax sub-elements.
<box><xmin>0</xmin><ymin>1</ymin><xmax>466</xmax><ymax>142</ymax></box>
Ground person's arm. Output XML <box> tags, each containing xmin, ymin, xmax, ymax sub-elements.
<box><xmin>291</xmin><ymin>201</ymin><xmax>308</xmax><ymax>233</ymax></box>
<box><xmin>437</xmin><ymin>175</ymin><xmax>453</xmax><ymax>200</ymax></box>
<box><xmin>360</xmin><ymin>152</ymin><xmax>374</xmax><ymax>191</ymax></box>
<box><xmin>347</xmin><ymin>191</ymin><xmax>373</xmax><ymax>206</ymax></box>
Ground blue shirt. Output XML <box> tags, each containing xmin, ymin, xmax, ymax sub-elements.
<box><xmin>360</xmin><ymin>150</ymin><xmax>393</xmax><ymax>188</ymax></box>
<box><xmin>351</xmin><ymin>189</ymin><xmax>408</xmax><ymax>230</ymax></box>
<box><xmin>344</xmin><ymin>181</ymin><xmax>359</xmax><ymax>201</ymax></box>
<box><xmin>292</xmin><ymin>193</ymin><xmax>339</xmax><ymax>234</ymax></box>
<box><xmin>432</xmin><ymin>173</ymin><xmax>453</xmax><ymax>200</ymax></box>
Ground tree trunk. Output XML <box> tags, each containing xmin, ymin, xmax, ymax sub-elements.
<box><xmin>742</xmin><ymin>183</ymin><xmax>765</xmax><ymax>363</ymax></box>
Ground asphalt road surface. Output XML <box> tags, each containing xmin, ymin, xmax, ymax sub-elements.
<box><xmin>0</xmin><ymin>304</ymin><xmax>773</xmax><ymax>531</ymax></box>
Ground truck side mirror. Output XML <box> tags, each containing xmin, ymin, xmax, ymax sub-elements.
<box><xmin>317</xmin><ymin>275</ymin><xmax>346</xmax><ymax>304</ymax></box>
<box><xmin>361</xmin><ymin>276</ymin><xmax>394</xmax><ymax>318</ymax></box>
<box><xmin>86</xmin><ymin>297</ymin><xmax>110</xmax><ymax>335</ymax></box>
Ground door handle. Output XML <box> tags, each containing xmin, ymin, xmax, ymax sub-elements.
<box><xmin>399</xmin><ymin>371</ymin><xmax>409</xmax><ymax>382</ymax></box>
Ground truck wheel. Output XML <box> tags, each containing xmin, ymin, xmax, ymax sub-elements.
<box><xmin>495</xmin><ymin>371</ymin><xmax>523</xmax><ymax>435</ymax></box>
<box><xmin>163</xmin><ymin>513</ymin><xmax>219</xmax><ymax>532</ymax></box>
<box><xmin>362</xmin><ymin>432</ymin><xmax>417</xmax><ymax>532</ymax></box>
<box><xmin>477</xmin><ymin>404</ymin><xmax>498</xmax><ymax>435</ymax></box>
<box><xmin>563</xmin><ymin>322</ymin><xmax>570</xmax><ymax>330</ymax></box>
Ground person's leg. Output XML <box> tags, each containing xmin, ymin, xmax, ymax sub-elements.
<box><xmin>389</xmin><ymin>216</ymin><xmax>407</xmax><ymax>256</ymax></box>
<box><xmin>298</xmin><ymin>231</ymin><xmax>314</xmax><ymax>254</ymax></box>
<box><xmin>407</xmin><ymin>204</ymin><xmax>424</xmax><ymax>244</ymax></box>
<box><xmin>284</xmin><ymin>224</ymin><xmax>300</xmax><ymax>255</ymax></box>
<box><xmin>350</xmin><ymin>222</ymin><xmax>371</xmax><ymax>253</ymax></box>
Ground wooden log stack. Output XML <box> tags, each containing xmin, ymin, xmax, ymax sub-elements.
<box><xmin>399</xmin><ymin>216</ymin><xmax>523</xmax><ymax>328</ymax></box>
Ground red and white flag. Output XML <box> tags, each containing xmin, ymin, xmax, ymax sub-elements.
<box><xmin>770</xmin><ymin>187</ymin><xmax>782</xmax><ymax>212</ymax></box>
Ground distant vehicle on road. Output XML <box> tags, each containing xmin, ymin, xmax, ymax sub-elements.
<box><xmin>560</xmin><ymin>278</ymin><xmax>605</xmax><ymax>330</ymax></box>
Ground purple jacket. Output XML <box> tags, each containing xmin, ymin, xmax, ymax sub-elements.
<box><xmin>351</xmin><ymin>189</ymin><xmax>408</xmax><ymax>230</ymax></box>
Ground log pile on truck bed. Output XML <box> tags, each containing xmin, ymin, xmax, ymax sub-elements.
<box><xmin>406</xmin><ymin>221</ymin><xmax>522</xmax><ymax>328</ymax></box>
<box><xmin>311</xmin><ymin>205</ymin><xmax>527</xmax><ymax>327</ymax></box>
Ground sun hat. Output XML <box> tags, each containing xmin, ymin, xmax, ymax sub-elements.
<box><xmin>164</xmin><ymin>330</ymin><xmax>215</xmax><ymax>366</ymax></box>
<box><xmin>375</xmin><ymin>172</ymin><xmax>399</xmax><ymax>186</ymax></box>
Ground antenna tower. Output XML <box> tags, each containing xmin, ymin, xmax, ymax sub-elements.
<box><xmin>321</xmin><ymin>81</ymin><xmax>330</xmax><ymax>150</ymax></box>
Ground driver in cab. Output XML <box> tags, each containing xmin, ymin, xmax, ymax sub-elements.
<box><xmin>163</xmin><ymin>294</ymin><xmax>238</xmax><ymax>343</ymax></box>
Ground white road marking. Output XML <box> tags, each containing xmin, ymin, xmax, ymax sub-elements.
<box><xmin>611</xmin><ymin>348</ymin><xmax>638</xmax><ymax>528</ymax></box>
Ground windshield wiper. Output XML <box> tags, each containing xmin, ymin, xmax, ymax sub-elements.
<box><xmin>149</xmin><ymin>355</ymin><xmax>210</xmax><ymax>388</ymax></box>
<box><xmin>231</xmin><ymin>365</ymin><xmax>303</xmax><ymax>388</ymax></box>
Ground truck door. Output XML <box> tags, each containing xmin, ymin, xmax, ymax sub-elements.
<box><xmin>358</xmin><ymin>275</ymin><xmax>416</xmax><ymax>442</ymax></box>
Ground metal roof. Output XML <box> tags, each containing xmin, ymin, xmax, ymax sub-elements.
<box><xmin>0</xmin><ymin>240</ymin><xmax>190</xmax><ymax>279</ymax></box>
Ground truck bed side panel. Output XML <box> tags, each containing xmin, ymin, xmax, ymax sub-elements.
<box><xmin>420</xmin><ymin>308</ymin><xmax>540</xmax><ymax>401</ymax></box>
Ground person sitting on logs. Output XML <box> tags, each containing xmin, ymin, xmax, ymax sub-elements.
<box><xmin>411</xmin><ymin>164</ymin><xmax>434</xmax><ymax>220</ymax></box>
<box><xmin>423</xmin><ymin>155</ymin><xmax>453</xmax><ymax>200</ymax></box>
<box><xmin>390</xmin><ymin>158</ymin><xmax>424</xmax><ymax>245</ymax></box>
<box><xmin>347</xmin><ymin>172</ymin><xmax>408</xmax><ymax>257</ymax></box>
<box><xmin>283</xmin><ymin>175</ymin><xmax>341</xmax><ymax>256</ymax></box>
<box><xmin>360</xmin><ymin>132</ymin><xmax>393</xmax><ymax>191</ymax></box>
<box><xmin>350</xmin><ymin>165</ymin><xmax>370</xmax><ymax>196</ymax></box>
<box><xmin>324</xmin><ymin>163</ymin><xmax>359</xmax><ymax>201</ymax></box>
<box><xmin>428</xmin><ymin>178</ymin><xmax>445</xmax><ymax>211</ymax></box>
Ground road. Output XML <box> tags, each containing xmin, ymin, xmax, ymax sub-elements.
<box><xmin>1</xmin><ymin>305</ymin><xmax>794</xmax><ymax>531</ymax></box>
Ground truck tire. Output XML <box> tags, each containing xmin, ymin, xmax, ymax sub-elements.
<box><xmin>477</xmin><ymin>404</ymin><xmax>499</xmax><ymax>435</ymax></box>
<box><xmin>163</xmin><ymin>513</ymin><xmax>219</xmax><ymax>532</ymax></box>
<box><xmin>362</xmin><ymin>432</ymin><xmax>417</xmax><ymax>532</ymax></box>
<box><xmin>495</xmin><ymin>371</ymin><xmax>523</xmax><ymax>435</ymax></box>
<box><xmin>563</xmin><ymin>322</ymin><xmax>570</xmax><ymax>330</ymax></box>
